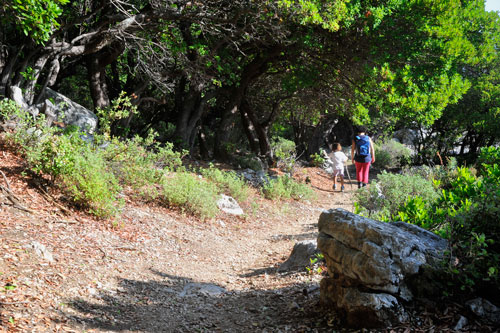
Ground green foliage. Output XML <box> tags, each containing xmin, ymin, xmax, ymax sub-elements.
<box><xmin>262</xmin><ymin>174</ymin><xmax>314</xmax><ymax>201</ymax></box>
<box><xmin>61</xmin><ymin>147</ymin><xmax>121</xmax><ymax>219</ymax></box>
<box><xmin>306</xmin><ymin>253</ymin><xmax>325</xmax><ymax>275</ymax></box>
<box><xmin>400</xmin><ymin>162</ymin><xmax>500</xmax><ymax>294</ymax></box>
<box><xmin>309</xmin><ymin>151</ymin><xmax>325</xmax><ymax>167</ymax></box>
<box><xmin>354</xmin><ymin>171</ymin><xmax>439</xmax><ymax>221</ymax></box>
<box><xmin>102</xmin><ymin>133</ymin><xmax>185</xmax><ymax>195</ymax></box>
<box><xmin>271</xmin><ymin>137</ymin><xmax>297</xmax><ymax>173</ymax></box>
<box><xmin>0</xmin><ymin>104</ymin><xmax>122</xmax><ymax>218</ymax></box>
<box><xmin>374</xmin><ymin>139</ymin><xmax>413</xmax><ymax>170</ymax></box>
<box><xmin>201</xmin><ymin>165</ymin><xmax>250</xmax><ymax>202</ymax></box>
<box><xmin>95</xmin><ymin>91</ymin><xmax>138</xmax><ymax>138</ymax></box>
<box><xmin>361</xmin><ymin>147</ymin><xmax>500</xmax><ymax>296</ymax></box>
<box><xmin>160</xmin><ymin>172</ymin><xmax>219</xmax><ymax>220</ymax></box>
<box><xmin>5</xmin><ymin>0</ymin><xmax>69</xmax><ymax>43</ymax></box>
<box><xmin>477</xmin><ymin>146</ymin><xmax>500</xmax><ymax>168</ymax></box>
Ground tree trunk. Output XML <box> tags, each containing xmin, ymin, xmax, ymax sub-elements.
<box><xmin>87</xmin><ymin>55</ymin><xmax>110</xmax><ymax>109</ymax></box>
<box><xmin>306</xmin><ymin>117</ymin><xmax>338</xmax><ymax>159</ymax></box>
<box><xmin>241</xmin><ymin>99</ymin><xmax>273</xmax><ymax>161</ymax></box>
<box><xmin>24</xmin><ymin>52</ymin><xmax>50</xmax><ymax>104</ymax></box>
<box><xmin>0</xmin><ymin>46</ymin><xmax>23</xmax><ymax>97</ymax></box>
<box><xmin>198</xmin><ymin>126</ymin><xmax>210</xmax><ymax>160</ymax></box>
<box><xmin>34</xmin><ymin>57</ymin><xmax>60</xmax><ymax>105</ymax></box>
<box><xmin>239</xmin><ymin>100</ymin><xmax>260</xmax><ymax>154</ymax></box>
<box><xmin>214</xmin><ymin>86</ymin><xmax>245</xmax><ymax>161</ymax></box>
<box><xmin>213</xmin><ymin>46</ymin><xmax>283</xmax><ymax>161</ymax></box>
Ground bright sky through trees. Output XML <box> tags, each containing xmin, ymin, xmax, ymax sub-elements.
<box><xmin>486</xmin><ymin>0</ymin><xmax>500</xmax><ymax>12</ymax></box>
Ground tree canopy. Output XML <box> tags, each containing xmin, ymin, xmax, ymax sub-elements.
<box><xmin>1</xmin><ymin>0</ymin><xmax>499</xmax><ymax>163</ymax></box>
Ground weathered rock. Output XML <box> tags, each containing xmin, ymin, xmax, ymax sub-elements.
<box><xmin>216</xmin><ymin>194</ymin><xmax>244</xmax><ymax>215</ymax></box>
<box><xmin>179</xmin><ymin>283</ymin><xmax>226</xmax><ymax>297</ymax></box>
<box><xmin>466</xmin><ymin>298</ymin><xmax>500</xmax><ymax>325</ymax></box>
<box><xmin>9</xmin><ymin>86</ymin><xmax>29</xmax><ymax>110</ymax></box>
<box><xmin>29</xmin><ymin>241</ymin><xmax>54</xmax><ymax>263</ymax></box>
<box><xmin>393</xmin><ymin>129</ymin><xmax>418</xmax><ymax>147</ymax></box>
<box><xmin>239</xmin><ymin>169</ymin><xmax>274</xmax><ymax>187</ymax></box>
<box><xmin>8</xmin><ymin>86</ymin><xmax>39</xmax><ymax>119</ymax></box>
<box><xmin>41</xmin><ymin>88</ymin><xmax>98</xmax><ymax>133</ymax></box>
<box><xmin>278</xmin><ymin>240</ymin><xmax>320</xmax><ymax>273</ymax></box>
<box><xmin>317</xmin><ymin>208</ymin><xmax>448</xmax><ymax>328</ymax></box>
<box><xmin>38</xmin><ymin>98</ymin><xmax>57</xmax><ymax>126</ymax></box>
<box><xmin>454</xmin><ymin>315</ymin><xmax>468</xmax><ymax>331</ymax></box>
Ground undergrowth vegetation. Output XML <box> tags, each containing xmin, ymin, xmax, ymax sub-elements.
<box><xmin>374</xmin><ymin>139</ymin><xmax>413</xmax><ymax>170</ymax></box>
<box><xmin>355</xmin><ymin>149</ymin><xmax>500</xmax><ymax>299</ymax></box>
<box><xmin>160</xmin><ymin>172</ymin><xmax>219</xmax><ymax>220</ymax></box>
<box><xmin>0</xmin><ymin>99</ymin><xmax>314</xmax><ymax>220</ymax></box>
<box><xmin>262</xmin><ymin>174</ymin><xmax>315</xmax><ymax>201</ymax></box>
<box><xmin>200</xmin><ymin>165</ymin><xmax>250</xmax><ymax>202</ymax></box>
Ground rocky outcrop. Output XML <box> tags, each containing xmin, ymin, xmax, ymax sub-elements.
<box><xmin>41</xmin><ymin>88</ymin><xmax>97</xmax><ymax>133</ymax></box>
<box><xmin>317</xmin><ymin>208</ymin><xmax>448</xmax><ymax>328</ymax></box>
<box><xmin>7</xmin><ymin>86</ymin><xmax>98</xmax><ymax>133</ymax></box>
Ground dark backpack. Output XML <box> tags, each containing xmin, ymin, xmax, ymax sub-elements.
<box><xmin>355</xmin><ymin>136</ymin><xmax>370</xmax><ymax>156</ymax></box>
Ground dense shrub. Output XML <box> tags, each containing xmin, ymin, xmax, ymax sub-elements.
<box><xmin>374</xmin><ymin>139</ymin><xmax>413</xmax><ymax>170</ymax></box>
<box><xmin>354</xmin><ymin>171</ymin><xmax>440</xmax><ymax>221</ymax></box>
<box><xmin>160</xmin><ymin>172</ymin><xmax>219</xmax><ymax>220</ymax></box>
<box><xmin>403</xmin><ymin>157</ymin><xmax>460</xmax><ymax>189</ymax></box>
<box><xmin>309</xmin><ymin>151</ymin><xmax>326</xmax><ymax>167</ymax></box>
<box><xmin>61</xmin><ymin>148</ymin><xmax>122</xmax><ymax>219</ymax></box>
<box><xmin>1</xmin><ymin>101</ymin><xmax>121</xmax><ymax>218</ymax></box>
<box><xmin>271</xmin><ymin>137</ymin><xmax>296</xmax><ymax>173</ymax></box>
<box><xmin>102</xmin><ymin>134</ymin><xmax>184</xmax><ymax>192</ymax></box>
<box><xmin>201</xmin><ymin>165</ymin><xmax>250</xmax><ymax>202</ymax></box>
<box><xmin>262</xmin><ymin>174</ymin><xmax>314</xmax><ymax>201</ymax></box>
<box><xmin>235</xmin><ymin>154</ymin><xmax>264</xmax><ymax>171</ymax></box>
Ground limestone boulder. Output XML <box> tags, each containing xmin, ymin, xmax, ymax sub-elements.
<box><xmin>41</xmin><ymin>88</ymin><xmax>98</xmax><ymax>133</ymax></box>
<box><xmin>278</xmin><ymin>240</ymin><xmax>320</xmax><ymax>273</ymax></box>
<box><xmin>317</xmin><ymin>208</ymin><xmax>448</xmax><ymax>328</ymax></box>
<box><xmin>216</xmin><ymin>194</ymin><xmax>244</xmax><ymax>215</ymax></box>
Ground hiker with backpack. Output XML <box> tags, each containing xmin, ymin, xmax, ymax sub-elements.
<box><xmin>351</xmin><ymin>126</ymin><xmax>375</xmax><ymax>188</ymax></box>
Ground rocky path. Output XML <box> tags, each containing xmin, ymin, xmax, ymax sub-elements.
<box><xmin>1</xmin><ymin>145</ymin><xmax>356</xmax><ymax>332</ymax></box>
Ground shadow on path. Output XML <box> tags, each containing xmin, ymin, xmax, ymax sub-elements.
<box><xmin>63</xmin><ymin>269</ymin><xmax>334</xmax><ymax>332</ymax></box>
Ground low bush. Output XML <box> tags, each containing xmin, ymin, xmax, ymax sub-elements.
<box><xmin>160</xmin><ymin>172</ymin><xmax>219</xmax><ymax>220</ymax></box>
<box><xmin>354</xmin><ymin>171</ymin><xmax>439</xmax><ymax>221</ymax></box>
<box><xmin>262</xmin><ymin>174</ymin><xmax>314</xmax><ymax>201</ymax></box>
<box><xmin>62</xmin><ymin>148</ymin><xmax>122</xmax><ymax>219</ymax></box>
<box><xmin>271</xmin><ymin>137</ymin><xmax>296</xmax><ymax>173</ymax></box>
<box><xmin>374</xmin><ymin>139</ymin><xmax>413</xmax><ymax>170</ymax></box>
<box><xmin>399</xmin><ymin>162</ymin><xmax>500</xmax><ymax>296</ymax></box>
<box><xmin>201</xmin><ymin>165</ymin><xmax>250</xmax><ymax>202</ymax></box>
<box><xmin>102</xmin><ymin>134</ymin><xmax>184</xmax><ymax>193</ymax></box>
<box><xmin>309</xmin><ymin>151</ymin><xmax>326</xmax><ymax>167</ymax></box>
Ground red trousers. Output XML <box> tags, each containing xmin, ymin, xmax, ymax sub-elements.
<box><xmin>355</xmin><ymin>161</ymin><xmax>371</xmax><ymax>184</ymax></box>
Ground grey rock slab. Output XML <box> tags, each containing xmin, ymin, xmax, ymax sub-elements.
<box><xmin>179</xmin><ymin>283</ymin><xmax>226</xmax><ymax>297</ymax></box>
<box><xmin>42</xmin><ymin>88</ymin><xmax>98</xmax><ymax>133</ymax></box>
<box><xmin>466</xmin><ymin>298</ymin><xmax>500</xmax><ymax>325</ymax></box>
<box><xmin>317</xmin><ymin>208</ymin><xmax>449</xmax><ymax>328</ymax></box>
<box><xmin>278</xmin><ymin>240</ymin><xmax>320</xmax><ymax>272</ymax></box>
<box><xmin>318</xmin><ymin>208</ymin><xmax>447</xmax><ymax>294</ymax></box>
<box><xmin>217</xmin><ymin>194</ymin><xmax>244</xmax><ymax>215</ymax></box>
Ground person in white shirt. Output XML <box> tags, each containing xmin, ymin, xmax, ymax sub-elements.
<box><xmin>329</xmin><ymin>142</ymin><xmax>348</xmax><ymax>191</ymax></box>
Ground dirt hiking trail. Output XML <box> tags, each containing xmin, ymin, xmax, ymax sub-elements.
<box><xmin>1</xmin><ymin>143</ymin><xmax>359</xmax><ymax>332</ymax></box>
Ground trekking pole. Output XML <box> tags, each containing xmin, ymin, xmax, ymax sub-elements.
<box><xmin>345</xmin><ymin>163</ymin><xmax>353</xmax><ymax>190</ymax></box>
